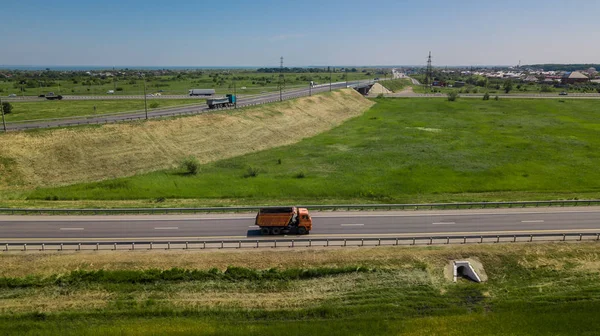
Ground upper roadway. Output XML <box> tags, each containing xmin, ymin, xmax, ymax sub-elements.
<box><xmin>4</xmin><ymin>81</ymin><xmax>365</xmax><ymax>131</ymax></box>
<box><xmin>1</xmin><ymin>207</ymin><xmax>599</xmax><ymax>242</ymax></box>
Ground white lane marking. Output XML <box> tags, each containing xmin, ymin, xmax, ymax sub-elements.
<box><xmin>59</xmin><ymin>228</ymin><xmax>84</xmax><ymax>231</ymax></box>
<box><xmin>5</xmin><ymin>217</ymin><xmax>256</xmax><ymax>222</ymax></box>
<box><xmin>249</xmin><ymin>226</ymin><xmax>258</xmax><ymax>228</ymax></box>
<box><xmin>432</xmin><ymin>222</ymin><xmax>456</xmax><ymax>225</ymax></box>
<box><xmin>521</xmin><ymin>220</ymin><xmax>545</xmax><ymax>223</ymax></box>
<box><xmin>311</xmin><ymin>209</ymin><xmax>600</xmax><ymax>218</ymax></box>
<box><xmin>340</xmin><ymin>224</ymin><xmax>365</xmax><ymax>226</ymax></box>
<box><xmin>154</xmin><ymin>227</ymin><xmax>179</xmax><ymax>230</ymax></box>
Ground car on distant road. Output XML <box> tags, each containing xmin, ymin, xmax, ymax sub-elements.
<box><xmin>8</xmin><ymin>94</ymin><xmax>17</xmax><ymax>97</ymax></box>
<box><xmin>107</xmin><ymin>90</ymin><xmax>114</xmax><ymax>94</ymax></box>
<box><xmin>559</xmin><ymin>91</ymin><xmax>568</xmax><ymax>95</ymax></box>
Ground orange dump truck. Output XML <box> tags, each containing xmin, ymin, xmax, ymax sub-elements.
<box><xmin>255</xmin><ymin>207</ymin><xmax>312</xmax><ymax>235</ymax></box>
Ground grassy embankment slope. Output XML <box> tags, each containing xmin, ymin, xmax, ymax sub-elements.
<box><xmin>1</xmin><ymin>243</ymin><xmax>600</xmax><ymax>335</ymax></box>
<box><xmin>0</xmin><ymin>89</ymin><xmax>373</xmax><ymax>200</ymax></box>
<box><xmin>380</xmin><ymin>78</ymin><xmax>412</xmax><ymax>92</ymax></box>
<box><xmin>3</xmin><ymin>99</ymin><xmax>205</xmax><ymax>122</ymax></box>
<box><xmin>24</xmin><ymin>98</ymin><xmax>600</xmax><ymax>206</ymax></box>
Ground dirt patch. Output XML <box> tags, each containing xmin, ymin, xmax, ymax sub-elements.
<box><xmin>0</xmin><ymin>90</ymin><xmax>373</xmax><ymax>188</ymax></box>
<box><xmin>367</xmin><ymin>83</ymin><xmax>391</xmax><ymax>96</ymax></box>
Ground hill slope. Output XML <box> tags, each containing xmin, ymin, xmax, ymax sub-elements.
<box><xmin>0</xmin><ymin>89</ymin><xmax>373</xmax><ymax>189</ymax></box>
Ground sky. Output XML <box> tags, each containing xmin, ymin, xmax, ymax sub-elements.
<box><xmin>1</xmin><ymin>0</ymin><xmax>599</xmax><ymax>67</ymax></box>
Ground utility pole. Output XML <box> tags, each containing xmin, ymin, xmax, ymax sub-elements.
<box><xmin>0</xmin><ymin>98</ymin><xmax>6</xmax><ymax>132</ymax></box>
<box><xmin>233</xmin><ymin>77</ymin><xmax>237</xmax><ymax>109</ymax></box>
<box><xmin>142</xmin><ymin>74</ymin><xmax>148</xmax><ymax>120</ymax></box>
<box><xmin>278</xmin><ymin>56</ymin><xmax>284</xmax><ymax>102</ymax></box>
<box><xmin>329</xmin><ymin>67</ymin><xmax>332</xmax><ymax>91</ymax></box>
<box><xmin>309</xmin><ymin>82</ymin><xmax>312</xmax><ymax>96</ymax></box>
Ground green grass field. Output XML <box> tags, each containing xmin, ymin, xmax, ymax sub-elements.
<box><xmin>1</xmin><ymin>243</ymin><xmax>600</xmax><ymax>335</ymax></box>
<box><xmin>4</xmin><ymin>99</ymin><xmax>205</xmax><ymax>121</ymax></box>
<box><xmin>29</xmin><ymin>98</ymin><xmax>600</xmax><ymax>204</ymax></box>
<box><xmin>0</xmin><ymin>72</ymin><xmax>373</xmax><ymax>97</ymax></box>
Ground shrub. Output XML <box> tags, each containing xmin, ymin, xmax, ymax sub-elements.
<box><xmin>244</xmin><ymin>166</ymin><xmax>260</xmax><ymax>178</ymax></box>
<box><xmin>116</xmin><ymin>87</ymin><xmax>123</xmax><ymax>91</ymax></box>
<box><xmin>483</xmin><ymin>92</ymin><xmax>490</xmax><ymax>100</ymax></box>
<box><xmin>494</xmin><ymin>95</ymin><xmax>499</xmax><ymax>101</ymax></box>
<box><xmin>149</xmin><ymin>102</ymin><xmax>160</xmax><ymax>109</ymax></box>
<box><xmin>180</xmin><ymin>156</ymin><xmax>200</xmax><ymax>175</ymax></box>
<box><xmin>540</xmin><ymin>85</ymin><xmax>552</xmax><ymax>93</ymax></box>
<box><xmin>447</xmin><ymin>91</ymin><xmax>459</xmax><ymax>101</ymax></box>
<box><xmin>295</xmin><ymin>171</ymin><xmax>306</xmax><ymax>178</ymax></box>
<box><xmin>277</xmin><ymin>158</ymin><xmax>282</xmax><ymax>165</ymax></box>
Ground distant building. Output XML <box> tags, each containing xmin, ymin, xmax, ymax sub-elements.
<box><xmin>524</xmin><ymin>75</ymin><xmax>538</xmax><ymax>82</ymax></box>
<box><xmin>562</xmin><ymin>71</ymin><xmax>589</xmax><ymax>84</ymax></box>
<box><xmin>587</xmin><ymin>67</ymin><xmax>597</xmax><ymax>77</ymax></box>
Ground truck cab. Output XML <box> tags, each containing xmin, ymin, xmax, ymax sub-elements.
<box><xmin>297</xmin><ymin>208</ymin><xmax>312</xmax><ymax>232</ymax></box>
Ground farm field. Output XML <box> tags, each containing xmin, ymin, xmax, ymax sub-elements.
<box><xmin>1</xmin><ymin>243</ymin><xmax>600</xmax><ymax>335</ymax></box>
<box><xmin>2</xmin><ymin>99</ymin><xmax>205</xmax><ymax>122</ymax></box>
<box><xmin>26</xmin><ymin>98</ymin><xmax>600</xmax><ymax>205</ymax></box>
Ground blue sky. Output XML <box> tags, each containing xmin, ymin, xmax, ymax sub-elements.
<box><xmin>1</xmin><ymin>0</ymin><xmax>599</xmax><ymax>66</ymax></box>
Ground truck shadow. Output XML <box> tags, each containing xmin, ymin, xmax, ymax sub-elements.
<box><xmin>246</xmin><ymin>229</ymin><xmax>262</xmax><ymax>237</ymax></box>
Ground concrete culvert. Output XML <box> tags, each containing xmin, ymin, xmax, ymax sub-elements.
<box><xmin>444</xmin><ymin>258</ymin><xmax>488</xmax><ymax>283</ymax></box>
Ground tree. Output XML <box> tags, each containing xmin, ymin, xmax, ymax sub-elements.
<box><xmin>503</xmin><ymin>80</ymin><xmax>513</xmax><ymax>93</ymax></box>
<box><xmin>483</xmin><ymin>92</ymin><xmax>490</xmax><ymax>100</ymax></box>
<box><xmin>1</xmin><ymin>102</ymin><xmax>12</xmax><ymax>114</ymax></box>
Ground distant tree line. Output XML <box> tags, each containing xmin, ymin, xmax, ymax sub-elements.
<box><xmin>527</xmin><ymin>64</ymin><xmax>600</xmax><ymax>72</ymax></box>
<box><xmin>257</xmin><ymin>67</ymin><xmax>358</xmax><ymax>73</ymax></box>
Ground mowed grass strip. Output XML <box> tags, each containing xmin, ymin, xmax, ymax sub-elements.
<box><xmin>1</xmin><ymin>243</ymin><xmax>600</xmax><ymax>335</ymax></box>
<box><xmin>0</xmin><ymin>89</ymin><xmax>372</xmax><ymax>189</ymax></box>
<box><xmin>4</xmin><ymin>99</ymin><xmax>206</xmax><ymax>122</ymax></box>
<box><xmin>30</xmin><ymin>98</ymin><xmax>600</xmax><ymax>202</ymax></box>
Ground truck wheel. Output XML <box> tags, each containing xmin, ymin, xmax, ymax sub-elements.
<box><xmin>271</xmin><ymin>227</ymin><xmax>282</xmax><ymax>235</ymax></box>
<box><xmin>297</xmin><ymin>227</ymin><xmax>307</xmax><ymax>235</ymax></box>
<box><xmin>260</xmin><ymin>227</ymin><xmax>270</xmax><ymax>235</ymax></box>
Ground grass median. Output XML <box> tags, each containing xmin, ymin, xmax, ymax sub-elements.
<box><xmin>4</xmin><ymin>99</ymin><xmax>206</xmax><ymax>122</ymax></box>
<box><xmin>27</xmin><ymin>98</ymin><xmax>600</xmax><ymax>204</ymax></box>
<box><xmin>1</xmin><ymin>243</ymin><xmax>599</xmax><ymax>335</ymax></box>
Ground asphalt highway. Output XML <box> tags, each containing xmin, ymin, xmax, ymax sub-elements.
<box><xmin>1</xmin><ymin>207</ymin><xmax>599</xmax><ymax>242</ymax></box>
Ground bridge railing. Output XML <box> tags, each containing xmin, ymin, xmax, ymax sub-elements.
<box><xmin>1</xmin><ymin>200</ymin><xmax>599</xmax><ymax>215</ymax></box>
<box><xmin>3</xmin><ymin>232</ymin><xmax>599</xmax><ymax>252</ymax></box>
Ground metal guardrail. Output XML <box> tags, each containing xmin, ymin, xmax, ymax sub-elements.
<box><xmin>3</xmin><ymin>232</ymin><xmax>599</xmax><ymax>252</ymax></box>
<box><xmin>1</xmin><ymin>200</ymin><xmax>599</xmax><ymax>215</ymax></box>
